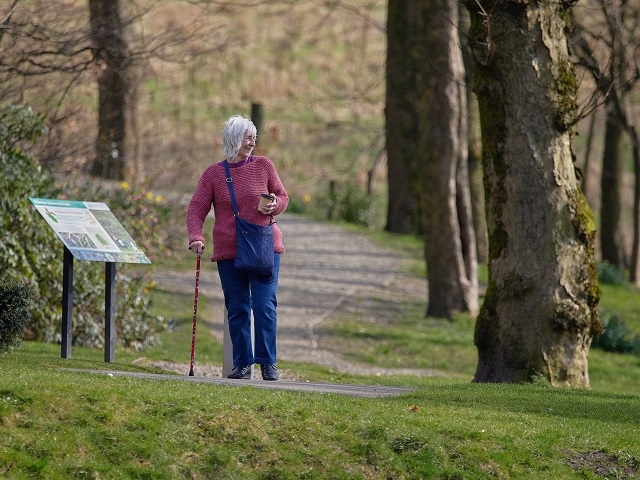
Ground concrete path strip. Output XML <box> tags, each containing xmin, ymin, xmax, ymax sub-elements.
<box><xmin>67</xmin><ymin>369</ymin><xmax>417</xmax><ymax>398</ymax></box>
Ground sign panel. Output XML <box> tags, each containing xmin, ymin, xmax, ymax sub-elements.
<box><xmin>30</xmin><ymin>198</ymin><xmax>151</xmax><ymax>264</ymax></box>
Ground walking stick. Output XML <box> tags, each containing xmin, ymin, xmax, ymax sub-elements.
<box><xmin>188</xmin><ymin>254</ymin><xmax>201</xmax><ymax>376</ymax></box>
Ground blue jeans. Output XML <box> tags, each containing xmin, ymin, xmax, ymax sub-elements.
<box><xmin>217</xmin><ymin>254</ymin><xmax>280</xmax><ymax>366</ymax></box>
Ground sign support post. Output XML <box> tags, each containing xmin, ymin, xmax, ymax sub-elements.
<box><xmin>105</xmin><ymin>262</ymin><xmax>116</xmax><ymax>362</ymax></box>
<box><xmin>61</xmin><ymin>246</ymin><xmax>73</xmax><ymax>358</ymax></box>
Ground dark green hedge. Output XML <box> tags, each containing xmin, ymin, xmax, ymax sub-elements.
<box><xmin>0</xmin><ymin>280</ymin><xmax>32</xmax><ymax>352</ymax></box>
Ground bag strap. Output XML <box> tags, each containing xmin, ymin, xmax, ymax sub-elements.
<box><xmin>223</xmin><ymin>160</ymin><xmax>240</xmax><ymax>218</ymax></box>
<box><xmin>223</xmin><ymin>159</ymin><xmax>275</xmax><ymax>225</ymax></box>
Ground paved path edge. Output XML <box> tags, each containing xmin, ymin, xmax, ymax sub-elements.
<box><xmin>64</xmin><ymin>368</ymin><xmax>417</xmax><ymax>398</ymax></box>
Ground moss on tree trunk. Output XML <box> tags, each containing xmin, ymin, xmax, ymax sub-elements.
<box><xmin>465</xmin><ymin>0</ymin><xmax>601</xmax><ymax>388</ymax></box>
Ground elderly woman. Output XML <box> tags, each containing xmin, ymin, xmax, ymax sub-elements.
<box><xmin>186</xmin><ymin>114</ymin><xmax>288</xmax><ymax>380</ymax></box>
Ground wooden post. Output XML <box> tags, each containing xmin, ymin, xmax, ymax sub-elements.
<box><xmin>223</xmin><ymin>309</ymin><xmax>254</xmax><ymax>379</ymax></box>
<box><xmin>61</xmin><ymin>246</ymin><xmax>73</xmax><ymax>358</ymax></box>
<box><xmin>251</xmin><ymin>103</ymin><xmax>263</xmax><ymax>147</ymax></box>
<box><xmin>327</xmin><ymin>180</ymin><xmax>337</xmax><ymax>220</ymax></box>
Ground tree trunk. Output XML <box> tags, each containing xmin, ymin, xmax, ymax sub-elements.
<box><xmin>460</xmin><ymin>6</ymin><xmax>488</xmax><ymax>264</ymax></box>
<box><xmin>384</xmin><ymin>0</ymin><xmax>422</xmax><ymax>234</ymax></box>
<box><xmin>629</xmin><ymin>126</ymin><xmax>640</xmax><ymax>286</ymax></box>
<box><xmin>600</xmin><ymin>112</ymin><xmax>627</xmax><ymax>269</ymax></box>
<box><xmin>580</xmin><ymin>110</ymin><xmax>598</xmax><ymax>202</ymax></box>
<box><xmin>89</xmin><ymin>0</ymin><xmax>128</xmax><ymax>181</ymax></box>
<box><xmin>420</xmin><ymin>0</ymin><xmax>478</xmax><ymax>319</ymax></box>
<box><xmin>466</xmin><ymin>0</ymin><xmax>601</xmax><ymax>387</ymax></box>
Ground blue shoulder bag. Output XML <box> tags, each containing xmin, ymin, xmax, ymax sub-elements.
<box><xmin>223</xmin><ymin>160</ymin><xmax>275</xmax><ymax>276</ymax></box>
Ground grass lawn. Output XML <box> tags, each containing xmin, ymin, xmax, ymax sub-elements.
<box><xmin>1</xmin><ymin>225</ymin><xmax>640</xmax><ymax>478</ymax></box>
<box><xmin>1</xmin><ymin>344</ymin><xmax>639</xmax><ymax>479</ymax></box>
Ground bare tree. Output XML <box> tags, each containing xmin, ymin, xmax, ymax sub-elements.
<box><xmin>384</xmin><ymin>0</ymin><xmax>422</xmax><ymax>234</ymax></box>
<box><xmin>89</xmin><ymin>0</ymin><xmax>129</xmax><ymax>180</ymax></box>
<box><xmin>1</xmin><ymin>0</ymin><xmax>232</xmax><ymax>181</ymax></box>
<box><xmin>600</xmin><ymin>113</ymin><xmax>627</xmax><ymax>268</ymax></box>
<box><xmin>572</xmin><ymin>0</ymin><xmax>640</xmax><ymax>283</ymax></box>
<box><xmin>419</xmin><ymin>0</ymin><xmax>478</xmax><ymax>318</ymax></box>
<box><xmin>465</xmin><ymin>0</ymin><xmax>601</xmax><ymax>387</ymax></box>
<box><xmin>0</xmin><ymin>1</ymin><xmax>96</xmax><ymax>166</ymax></box>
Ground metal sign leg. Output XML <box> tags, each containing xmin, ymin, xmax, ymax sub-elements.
<box><xmin>105</xmin><ymin>262</ymin><xmax>116</xmax><ymax>362</ymax></box>
<box><xmin>61</xmin><ymin>246</ymin><xmax>73</xmax><ymax>358</ymax></box>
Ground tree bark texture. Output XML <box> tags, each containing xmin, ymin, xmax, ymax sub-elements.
<box><xmin>89</xmin><ymin>0</ymin><xmax>128</xmax><ymax>181</ymax></box>
<box><xmin>385</xmin><ymin>0</ymin><xmax>422</xmax><ymax>234</ymax></box>
<box><xmin>460</xmin><ymin>6</ymin><xmax>488</xmax><ymax>264</ymax></box>
<box><xmin>467</xmin><ymin>94</ymin><xmax>488</xmax><ymax>264</ymax></box>
<box><xmin>600</xmin><ymin>113</ymin><xmax>627</xmax><ymax>269</ymax></box>
<box><xmin>631</xmin><ymin>126</ymin><xmax>640</xmax><ymax>286</ymax></box>
<box><xmin>466</xmin><ymin>0</ymin><xmax>601</xmax><ymax>387</ymax></box>
<box><xmin>419</xmin><ymin>0</ymin><xmax>478</xmax><ymax>318</ymax></box>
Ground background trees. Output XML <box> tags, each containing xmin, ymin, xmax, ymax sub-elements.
<box><xmin>3</xmin><ymin>0</ymin><xmax>639</xmax><ymax>387</ymax></box>
<box><xmin>0</xmin><ymin>0</ymin><xmax>242</xmax><ymax>182</ymax></box>
<box><xmin>0</xmin><ymin>0</ymin><xmax>95</xmax><ymax>169</ymax></box>
<box><xmin>572</xmin><ymin>0</ymin><xmax>640</xmax><ymax>285</ymax></box>
<box><xmin>1</xmin><ymin>1</ymin><xmax>386</xmax><ymax>194</ymax></box>
<box><xmin>385</xmin><ymin>0</ymin><xmax>478</xmax><ymax>319</ymax></box>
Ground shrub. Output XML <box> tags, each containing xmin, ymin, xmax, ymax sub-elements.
<box><xmin>0</xmin><ymin>281</ymin><xmax>33</xmax><ymax>352</ymax></box>
<box><xmin>116</xmin><ymin>270</ymin><xmax>169</xmax><ymax>350</ymax></box>
<box><xmin>1</xmin><ymin>104</ymin><xmax>169</xmax><ymax>350</ymax></box>
<box><xmin>0</xmin><ymin>104</ymin><xmax>62</xmax><ymax>340</ymax></box>
<box><xmin>338</xmin><ymin>182</ymin><xmax>374</xmax><ymax>226</ymax></box>
<box><xmin>592</xmin><ymin>311</ymin><xmax>640</xmax><ymax>354</ymax></box>
<box><xmin>60</xmin><ymin>179</ymin><xmax>173</xmax><ymax>349</ymax></box>
<box><xmin>598</xmin><ymin>262</ymin><xmax>627</xmax><ymax>286</ymax></box>
<box><xmin>321</xmin><ymin>181</ymin><xmax>375</xmax><ymax>227</ymax></box>
<box><xmin>285</xmin><ymin>194</ymin><xmax>311</xmax><ymax>215</ymax></box>
<box><xmin>66</xmin><ymin>260</ymin><xmax>168</xmax><ymax>350</ymax></box>
<box><xmin>103</xmin><ymin>181</ymin><xmax>174</xmax><ymax>262</ymax></box>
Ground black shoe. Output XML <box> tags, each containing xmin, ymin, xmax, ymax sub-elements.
<box><xmin>228</xmin><ymin>365</ymin><xmax>252</xmax><ymax>379</ymax></box>
<box><xmin>260</xmin><ymin>364</ymin><xmax>278</xmax><ymax>381</ymax></box>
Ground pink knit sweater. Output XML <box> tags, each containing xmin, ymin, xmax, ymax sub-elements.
<box><xmin>186</xmin><ymin>156</ymin><xmax>289</xmax><ymax>262</ymax></box>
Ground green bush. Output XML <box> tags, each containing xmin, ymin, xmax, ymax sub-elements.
<box><xmin>321</xmin><ymin>181</ymin><xmax>375</xmax><ymax>227</ymax></box>
<box><xmin>598</xmin><ymin>262</ymin><xmax>627</xmax><ymax>286</ymax></box>
<box><xmin>61</xmin><ymin>179</ymin><xmax>173</xmax><ymax>349</ymax></box>
<box><xmin>65</xmin><ymin>260</ymin><xmax>168</xmax><ymax>350</ymax></box>
<box><xmin>592</xmin><ymin>311</ymin><xmax>640</xmax><ymax>354</ymax></box>
<box><xmin>1</xmin><ymin>103</ymin><xmax>169</xmax><ymax>350</ymax></box>
<box><xmin>0</xmin><ymin>281</ymin><xmax>33</xmax><ymax>352</ymax></box>
<box><xmin>0</xmin><ymin>104</ymin><xmax>63</xmax><ymax>341</ymax></box>
<box><xmin>339</xmin><ymin>182</ymin><xmax>374</xmax><ymax>226</ymax></box>
<box><xmin>284</xmin><ymin>195</ymin><xmax>310</xmax><ymax>214</ymax></box>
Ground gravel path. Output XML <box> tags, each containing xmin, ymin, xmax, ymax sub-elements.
<box><xmin>152</xmin><ymin>213</ymin><xmax>435</xmax><ymax>379</ymax></box>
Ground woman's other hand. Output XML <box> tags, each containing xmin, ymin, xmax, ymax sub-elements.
<box><xmin>258</xmin><ymin>194</ymin><xmax>277</xmax><ymax>215</ymax></box>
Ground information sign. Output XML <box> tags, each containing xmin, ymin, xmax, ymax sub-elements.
<box><xmin>30</xmin><ymin>197</ymin><xmax>151</xmax><ymax>362</ymax></box>
<box><xmin>30</xmin><ymin>198</ymin><xmax>150</xmax><ymax>264</ymax></box>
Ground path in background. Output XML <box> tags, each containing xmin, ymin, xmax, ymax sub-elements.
<box><xmin>153</xmin><ymin>213</ymin><xmax>433</xmax><ymax>378</ymax></box>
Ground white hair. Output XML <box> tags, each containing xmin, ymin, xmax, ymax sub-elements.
<box><xmin>222</xmin><ymin>115</ymin><xmax>257</xmax><ymax>159</ymax></box>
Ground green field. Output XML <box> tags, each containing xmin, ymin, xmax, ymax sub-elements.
<box><xmin>2</xmin><ymin>224</ymin><xmax>639</xmax><ymax>479</ymax></box>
